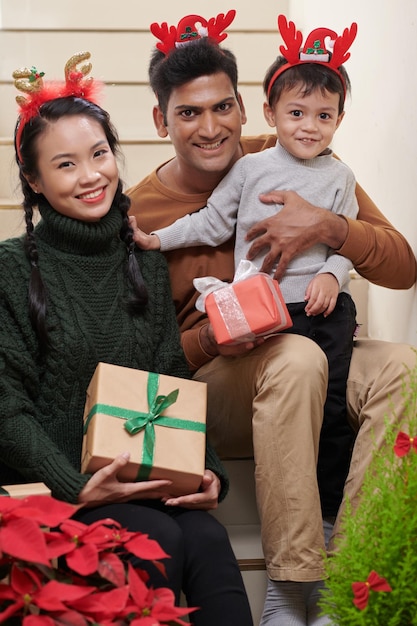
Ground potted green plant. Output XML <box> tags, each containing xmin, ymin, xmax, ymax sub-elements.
<box><xmin>320</xmin><ymin>357</ymin><xmax>417</xmax><ymax>625</ymax></box>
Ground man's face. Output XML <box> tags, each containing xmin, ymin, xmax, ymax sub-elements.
<box><xmin>155</xmin><ymin>72</ymin><xmax>247</xmax><ymax>178</ymax></box>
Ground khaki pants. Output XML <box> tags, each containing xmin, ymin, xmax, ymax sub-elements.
<box><xmin>193</xmin><ymin>335</ymin><xmax>415</xmax><ymax>582</ymax></box>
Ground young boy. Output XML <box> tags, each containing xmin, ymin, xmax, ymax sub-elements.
<box><xmin>135</xmin><ymin>13</ymin><xmax>359</xmax><ymax>528</ymax></box>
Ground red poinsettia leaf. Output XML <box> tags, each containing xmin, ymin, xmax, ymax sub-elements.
<box><xmin>36</xmin><ymin>579</ymin><xmax>95</xmax><ymax>611</ymax></box>
<box><xmin>150</xmin><ymin>558</ymin><xmax>167</xmax><ymax>579</ymax></box>
<box><xmin>0</xmin><ymin>600</ymin><xmax>24</xmax><ymax>622</ymax></box>
<box><xmin>97</xmin><ymin>551</ymin><xmax>126</xmax><ymax>587</ymax></box>
<box><xmin>71</xmin><ymin>585</ymin><xmax>129</xmax><ymax>619</ymax></box>
<box><xmin>44</xmin><ymin>533</ymin><xmax>77</xmax><ymax>560</ymax></box>
<box><xmin>0</xmin><ymin>583</ymin><xmax>17</xmax><ymax>601</ymax></box>
<box><xmin>129</xmin><ymin>618</ymin><xmax>157</xmax><ymax>626</ymax></box>
<box><xmin>12</xmin><ymin>496</ymin><xmax>77</xmax><ymax>527</ymax></box>
<box><xmin>1</xmin><ymin>518</ymin><xmax>49</xmax><ymax>565</ymax></box>
<box><xmin>125</xmin><ymin>533</ymin><xmax>170</xmax><ymax>560</ymax></box>
<box><xmin>23</xmin><ymin>614</ymin><xmax>57</xmax><ymax>625</ymax></box>
<box><xmin>10</xmin><ymin>563</ymin><xmax>42</xmax><ymax>594</ymax></box>
<box><xmin>66</xmin><ymin>543</ymin><xmax>98</xmax><ymax>576</ymax></box>
<box><xmin>151</xmin><ymin>587</ymin><xmax>196</xmax><ymax>621</ymax></box>
<box><xmin>127</xmin><ymin>562</ymin><xmax>151</xmax><ymax>607</ymax></box>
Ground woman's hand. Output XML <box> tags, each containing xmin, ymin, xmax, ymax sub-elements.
<box><xmin>162</xmin><ymin>470</ymin><xmax>221</xmax><ymax>511</ymax></box>
<box><xmin>78</xmin><ymin>452</ymin><xmax>173</xmax><ymax>508</ymax></box>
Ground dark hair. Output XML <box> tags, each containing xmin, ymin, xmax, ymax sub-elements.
<box><xmin>149</xmin><ymin>38</ymin><xmax>239</xmax><ymax>121</ymax></box>
<box><xmin>14</xmin><ymin>96</ymin><xmax>148</xmax><ymax>351</ymax></box>
<box><xmin>263</xmin><ymin>56</ymin><xmax>351</xmax><ymax>113</ymax></box>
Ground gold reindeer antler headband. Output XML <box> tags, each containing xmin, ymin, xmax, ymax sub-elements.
<box><xmin>13</xmin><ymin>52</ymin><xmax>102</xmax><ymax>163</ymax></box>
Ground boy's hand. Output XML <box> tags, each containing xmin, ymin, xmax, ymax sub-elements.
<box><xmin>129</xmin><ymin>215</ymin><xmax>161</xmax><ymax>250</ymax></box>
<box><xmin>304</xmin><ymin>273</ymin><xmax>339</xmax><ymax>317</ymax></box>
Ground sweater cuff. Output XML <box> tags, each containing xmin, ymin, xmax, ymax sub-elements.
<box><xmin>181</xmin><ymin>326</ymin><xmax>215</xmax><ymax>372</ymax></box>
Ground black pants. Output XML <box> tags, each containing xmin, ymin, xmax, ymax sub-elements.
<box><xmin>75</xmin><ymin>500</ymin><xmax>253</xmax><ymax>626</ymax></box>
<box><xmin>284</xmin><ymin>292</ymin><xmax>357</xmax><ymax>517</ymax></box>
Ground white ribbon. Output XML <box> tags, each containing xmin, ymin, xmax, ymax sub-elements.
<box><xmin>193</xmin><ymin>260</ymin><xmax>261</xmax><ymax>312</ymax></box>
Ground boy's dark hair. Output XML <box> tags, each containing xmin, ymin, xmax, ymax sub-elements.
<box><xmin>149</xmin><ymin>38</ymin><xmax>239</xmax><ymax>121</ymax></box>
<box><xmin>263</xmin><ymin>56</ymin><xmax>351</xmax><ymax>114</ymax></box>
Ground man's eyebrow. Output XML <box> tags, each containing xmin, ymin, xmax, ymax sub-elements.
<box><xmin>174</xmin><ymin>96</ymin><xmax>236</xmax><ymax>112</ymax></box>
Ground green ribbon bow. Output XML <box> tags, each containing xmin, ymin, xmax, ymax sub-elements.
<box><xmin>84</xmin><ymin>372</ymin><xmax>205</xmax><ymax>481</ymax></box>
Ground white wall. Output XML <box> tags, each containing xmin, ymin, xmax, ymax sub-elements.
<box><xmin>289</xmin><ymin>0</ymin><xmax>417</xmax><ymax>345</ymax></box>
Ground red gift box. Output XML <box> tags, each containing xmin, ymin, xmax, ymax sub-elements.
<box><xmin>205</xmin><ymin>274</ymin><xmax>292</xmax><ymax>345</ymax></box>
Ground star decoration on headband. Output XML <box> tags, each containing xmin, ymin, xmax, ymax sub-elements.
<box><xmin>267</xmin><ymin>15</ymin><xmax>358</xmax><ymax>99</ymax></box>
<box><xmin>150</xmin><ymin>10</ymin><xmax>236</xmax><ymax>55</ymax></box>
<box><xmin>13</xmin><ymin>52</ymin><xmax>102</xmax><ymax>163</ymax></box>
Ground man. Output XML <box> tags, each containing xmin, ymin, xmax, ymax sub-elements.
<box><xmin>127</xmin><ymin>21</ymin><xmax>416</xmax><ymax>626</ymax></box>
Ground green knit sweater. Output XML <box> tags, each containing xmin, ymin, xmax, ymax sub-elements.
<box><xmin>0</xmin><ymin>199</ymin><xmax>228</xmax><ymax>503</ymax></box>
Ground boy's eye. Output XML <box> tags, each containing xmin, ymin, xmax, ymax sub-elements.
<box><xmin>320</xmin><ymin>113</ymin><xmax>331</xmax><ymax>120</ymax></box>
<box><xmin>291</xmin><ymin>110</ymin><xmax>302</xmax><ymax>117</ymax></box>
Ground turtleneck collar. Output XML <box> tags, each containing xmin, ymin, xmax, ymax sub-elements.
<box><xmin>35</xmin><ymin>198</ymin><xmax>124</xmax><ymax>255</ymax></box>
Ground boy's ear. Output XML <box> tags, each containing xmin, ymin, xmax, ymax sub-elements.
<box><xmin>153</xmin><ymin>105</ymin><xmax>169</xmax><ymax>138</ymax></box>
<box><xmin>335</xmin><ymin>110</ymin><xmax>345</xmax><ymax>130</ymax></box>
<box><xmin>263</xmin><ymin>102</ymin><xmax>276</xmax><ymax>128</ymax></box>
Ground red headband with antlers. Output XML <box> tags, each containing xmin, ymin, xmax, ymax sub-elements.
<box><xmin>267</xmin><ymin>15</ymin><xmax>358</xmax><ymax>100</ymax></box>
<box><xmin>150</xmin><ymin>10</ymin><xmax>236</xmax><ymax>55</ymax></box>
<box><xmin>13</xmin><ymin>52</ymin><xmax>102</xmax><ymax>164</ymax></box>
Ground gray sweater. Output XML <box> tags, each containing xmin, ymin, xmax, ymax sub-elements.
<box><xmin>155</xmin><ymin>142</ymin><xmax>359</xmax><ymax>303</ymax></box>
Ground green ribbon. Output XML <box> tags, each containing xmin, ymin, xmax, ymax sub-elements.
<box><xmin>84</xmin><ymin>372</ymin><xmax>205</xmax><ymax>481</ymax></box>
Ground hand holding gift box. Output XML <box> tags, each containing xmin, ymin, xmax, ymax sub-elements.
<box><xmin>194</xmin><ymin>260</ymin><xmax>293</xmax><ymax>345</ymax></box>
<box><xmin>82</xmin><ymin>363</ymin><xmax>207</xmax><ymax>496</ymax></box>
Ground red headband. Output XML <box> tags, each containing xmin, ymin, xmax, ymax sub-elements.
<box><xmin>150</xmin><ymin>10</ymin><xmax>236</xmax><ymax>55</ymax></box>
<box><xmin>267</xmin><ymin>15</ymin><xmax>358</xmax><ymax>100</ymax></box>
<box><xmin>13</xmin><ymin>52</ymin><xmax>102</xmax><ymax>164</ymax></box>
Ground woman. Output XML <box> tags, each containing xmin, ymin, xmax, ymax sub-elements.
<box><xmin>0</xmin><ymin>53</ymin><xmax>253</xmax><ymax>625</ymax></box>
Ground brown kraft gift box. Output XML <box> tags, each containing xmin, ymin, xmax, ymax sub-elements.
<box><xmin>81</xmin><ymin>363</ymin><xmax>207</xmax><ymax>496</ymax></box>
<box><xmin>0</xmin><ymin>483</ymin><xmax>51</xmax><ymax>498</ymax></box>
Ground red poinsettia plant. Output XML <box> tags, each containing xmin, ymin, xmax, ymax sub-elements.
<box><xmin>0</xmin><ymin>494</ymin><xmax>194</xmax><ymax>625</ymax></box>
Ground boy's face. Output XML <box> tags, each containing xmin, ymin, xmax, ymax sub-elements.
<box><xmin>153</xmin><ymin>72</ymin><xmax>246</xmax><ymax>179</ymax></box>
<box><xmin>263</xmin><ymin>84</ymin><xmax>344</xmax><ymax>160</ymax></box>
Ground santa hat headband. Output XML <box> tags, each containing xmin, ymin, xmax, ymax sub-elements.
<box><xmin>13</xmin><ymin>51</ymin><xmax>102</xmax><ymax>164</ymax></box>
<box><xmin>267</xmin><ymin>15</ymin><xmax>358</xmax><ymax>100</ymax></box>
<box><xmin>150</xmin><ymin>10</ymin><xmax>236</xmax><ymax>55</ymax></box>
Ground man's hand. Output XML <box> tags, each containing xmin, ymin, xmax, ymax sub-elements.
<box><xmin>245</xmin><ymin>190</ymin><xmax>348</xmax><ymax>281</ymax></box>
<box><xmin>304</xmin><ymin>273</ymin><xmax>339</xmax><ymax>317</ymax></box>
<box><xmin>199</xmin><ymin>323</ymin><xmax>265</xmax><ymax>358</ymax></box>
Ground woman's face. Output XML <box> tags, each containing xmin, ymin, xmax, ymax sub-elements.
<box><xmin>28</xmin><ymin>115</ymin><xmax>119</xmax><ymax>222</ymax></box>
